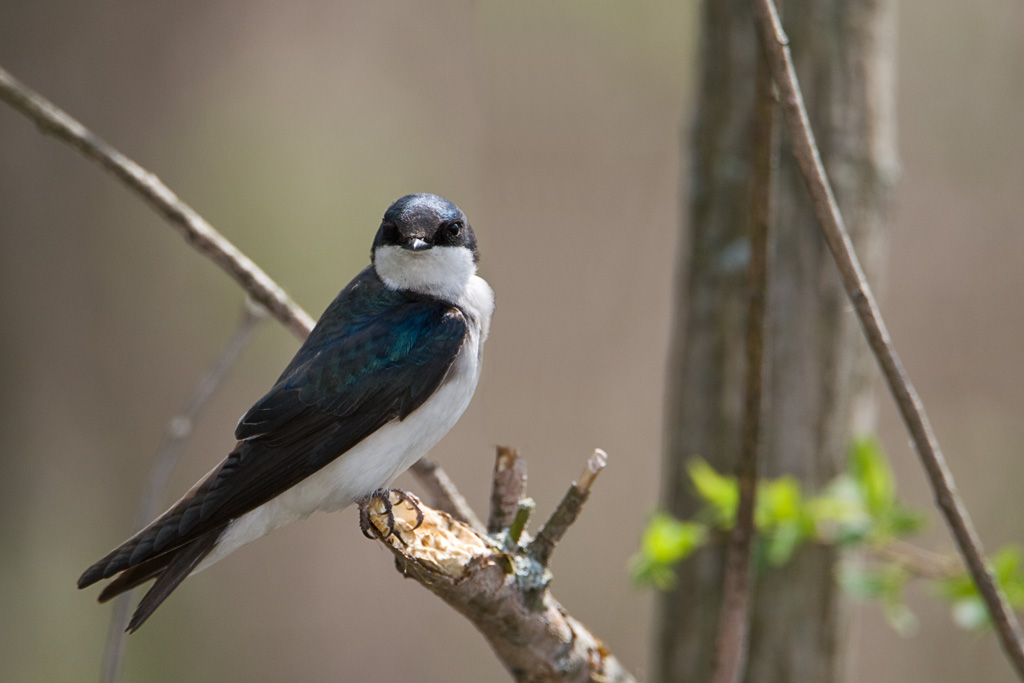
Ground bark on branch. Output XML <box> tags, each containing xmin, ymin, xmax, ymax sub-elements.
<box><xmin>364</xmin><ymin>449</ymin><xmax>631</xmax><ymax>683</ymax></box>
<box><xmin>0</xmin><ymin>64</ymin><xmax>633</xmax><ymax>682</ymax></box>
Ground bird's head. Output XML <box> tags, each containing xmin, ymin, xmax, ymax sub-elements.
<box><xmin>372</xmin><ymin>194</ymin><xmax>479</xmax><ymax>301</ymax></box>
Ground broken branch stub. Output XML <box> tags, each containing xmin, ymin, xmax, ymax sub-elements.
<box><xmin>361</xmin><ymin>449</ymin><xmax>631</xmax><ymax>683</ymax></box>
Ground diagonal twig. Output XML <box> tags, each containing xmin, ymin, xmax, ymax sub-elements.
<box><xmin>0</xmin><ymin>64</ymin><xmax>477</xmax><ymax>530</ymax></box>
<box><xmin>100</xmin><ymin>300</ymin><xmax>267</xmax><ymax>683</ymax></box>
<box><xmin>749</xmin><ymin>1</ymin><xmax>1024</xmax><ymax>678</ymax></box>
<box><xmin>409</xmin><ymin>458</ymin><xmax>485</xmax><ymax>532</ymax></box>
<box><xmin>0</xmin><ymin>67</ymin><xmax>314</xmax><ymax>340</ymax></box>
<box><xmin>527</xmin><ymin>449</ymin><xmax>607</xmax><ymax>568</ymax></box>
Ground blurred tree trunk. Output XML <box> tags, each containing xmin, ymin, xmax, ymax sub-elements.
<box><xmin>657</xmin><ymin>1</ymin><xmax>898</xmax><ymax>682</ymax></box>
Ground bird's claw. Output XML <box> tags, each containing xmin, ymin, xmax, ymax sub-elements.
<box><xmin>358</xmin><ymin>488</ymin><xmax>424</xmax><ymax>540</ymax></box>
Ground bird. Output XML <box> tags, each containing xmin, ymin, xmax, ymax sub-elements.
<box><xmin>78</xmin><ymin>193</ymin><xmax>495</xmax><ymax>632</ymax></box>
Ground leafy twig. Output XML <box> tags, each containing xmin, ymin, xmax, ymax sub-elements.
<box><xmin>749</xmin><ymin>1</ymin><xmax>1024</xmax><ymax>677</ymax></box>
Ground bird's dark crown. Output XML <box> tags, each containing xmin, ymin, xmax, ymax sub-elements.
<box><xmin>372</xmin><ymin>193</ymin><xmax>479</xmax><ymax>263</ymax></box>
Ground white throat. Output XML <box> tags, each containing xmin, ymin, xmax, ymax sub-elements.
<box><xmin>373</xmin><ymin>245</ymin><xmax>477</xmax><ymax>303</ymax></box>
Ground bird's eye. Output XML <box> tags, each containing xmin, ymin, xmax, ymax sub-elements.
<box><xmin>447</xmin><ymin>221</ymin><xmax>463</xmax><ymax>237</ymax></box>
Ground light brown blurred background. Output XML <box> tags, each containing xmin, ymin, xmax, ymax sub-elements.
<box><xmin>0</xmin><ymin>1</ymin><xmax>1021</xmax><ymax>681</ymax></box>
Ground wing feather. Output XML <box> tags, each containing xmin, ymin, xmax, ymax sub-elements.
<box><xmin>79</xmin><ymin>269</ymin><xmax>468</xmax><ymax>587</ymax></box>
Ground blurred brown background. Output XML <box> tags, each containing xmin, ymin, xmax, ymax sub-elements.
<box><xmin>0</xmin><ymin>1</ymin><xmax>1021</xmax><ymax>681</ymax></box>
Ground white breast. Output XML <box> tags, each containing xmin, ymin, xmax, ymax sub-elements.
<box><xmin>197</xmin><ymin>275</ymin><xmax>495</xmax><ymax>571</ymax></box>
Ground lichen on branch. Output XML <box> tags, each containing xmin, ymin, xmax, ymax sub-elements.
<box><xmin>362</xmin><ymin>450</ymin><xmax>633</xmax><ymax>683</ymax></box>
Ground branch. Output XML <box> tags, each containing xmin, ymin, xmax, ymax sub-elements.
<box><xmin>871</xmin><ymin>540</ymin><xmax>964</xmax><ymax>583</ymax></box>
<box><xmin>0</xmin><ymin>67</ymin><xmax>313</xmax><ymax>340</ymax></box>
<box><xmin>711</xmin><ymin>51</ymin><xmax>775</xmax><ymax>683</ymax></box>
<box><xmin>410</xmin><ymin>458</ymin><xmax>486</xmax><ymax>532</ymax></box>
<box><xmin>527</xmin><ymin>449</ymin><xmax>607</xmax><ymax>568</ymax></box>
<box><xmin>0</xmin><ymin>64</ymin><xmax>478</xmax><ymax>540</ymax></box>
<box><xmin>489</xmin><ymin>445</ymin><xmax>528</xmax><ymax>535</ymax></box>
<box><xmin>364</xmin><ymin>449</ymin><xmax>633</xmax><ymax>683</ymax></box>
<box><xmin>749</xmin><ymin>1</ymin><xmax>1024</xmax><ymax>677</ymax></box>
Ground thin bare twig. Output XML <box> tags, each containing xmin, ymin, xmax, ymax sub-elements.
<box><xmin>711</xmin><ymin>51</ymin><xmax>776</xmax><ymax>683</ymax></box>
<box><xmin>750</xmin><ymin>1</ymin><xmax>1024</xmax><ymax>677</ymax></box>
<box><xmin>0</xmin><ymin>65</ymin><xmax>481</xmax><ymax>545</ymax></box>
<box><xmin>409</xmin><ymin>459</ymin><xmax>485</xmax><ymax>533</ymax></box>
<box><xmin>488</xmin><ymin>445</ymin><xmax>527</xmax><ymax>534</ymax></box>
<box><xmin>527</xmin><ymin>449</ymin><xmax>607</xmax><ymax>568</ymax></box>
<box><xmin>0</xmin><ymin>67</ymin><xmax>314</xmax><ymax>340</ymax></box>
<box><xmin>872</xmin><ymin>540</ymin><xmax>963</xmax><ymax>582</ymax></box>
<box><xmin>100</xmin><ymin>300</ymin><xmax>266</xmax><ymax>683</ymax></box>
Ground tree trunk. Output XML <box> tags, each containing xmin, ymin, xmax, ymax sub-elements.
<box><xmin>657</xmin><ymin>1</ymin><xmax>898</xmax><ymax>681</ymax></box>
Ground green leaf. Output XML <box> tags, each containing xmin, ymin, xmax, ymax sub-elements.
<box><xmin>687</xmin><ymin>459</ymin><xmax>738</xmax><ymax>527</ymax></box>
<box><xmin>757</xmin><ymin>476</ymin><xmax>803</xmax><ymax>527</ymax></box>
<box><xmin>939</xmin><ymin>547</ymin><xmax>1024</xmax><ymax>631</ymax></box>
<box><xmin>993</xmin><ymin>545</ymin><xmax>1023</xmax><ymax>585</ymax></box>
<box><xmin>765</xmin><ymin>519</ymin><xmax>803</xmax><ymax>566</ymax></box>
<box><xmin>841</xmin><ymin>563</ymin><xmax>917</xmax><ymax>635</ymax></box>
<box><xmin>631</xmin><ymin>513</ymin><xmax>709</xmax><ymax>590</ymax></box>
<box><xmin>631</xmin><ymin>555</ymin><xmax>679</xmax><ymax>590</ymax></box>
<box><xmin>938</xmin><ymin>545</ymin><xmax>1024</xmax><ymax>610</ymax></box>
<box><xmin>641</xmin><ymin>513</ymin><xmax>708</xmax><ymax>565</ymax></box>
<box><xmin>938</xmin><ymin>572</ymin><xmax>979</xmax><ymax>601</ymax></box>
<box><xmin>807</xmin><ymin>475</ymin><xmax>871</xmax><ymax>544</ymax></box>
<box><xmin>849</xmin><ymin>436</ymin><xmax>895</xmax><ymax>518</ymax></box>
<box><xmin>880</xmin><ymin>504</ymin><xmax>926</xmax><ymax>539</ymax></box>
<box><xmin>839</xmin><ymin>565</ymin><xmax>888</xmax><ymax>600</ymax></box>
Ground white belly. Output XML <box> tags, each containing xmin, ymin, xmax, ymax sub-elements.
<box><xmin>196</xmin><ymin>275</ymin><xmax>493</xmax><ymax>571</ymax></box>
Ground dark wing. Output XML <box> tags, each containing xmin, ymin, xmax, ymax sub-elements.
<box><xmin>80</xmin><ymin>273</ymin><xmax>468</xmax><ymax>589</ymax></box>
<box><xmin>204</xmin><ymin>297</ymin><xmax>469</xmax><ymax>524</ymax></box>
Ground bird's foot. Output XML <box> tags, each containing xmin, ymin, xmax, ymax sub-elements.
<box><xmin>358</xmin><ymin>488</ymin><xmax>424</xmax><ymax>540</ymax></box>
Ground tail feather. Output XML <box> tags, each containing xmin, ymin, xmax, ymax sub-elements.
<box><xmin>78</xmin><ymin>457</ymin><xmax>234</xmax><ymax>591</ymax></box>
<box><xmin>78</xmin><ymin>507</ymin><xmax>214</xmax><ymax>590</ymax></box>
<box><xmin>82</xmin><ymin>525</ymin><xmax>224</xmax><ymax>632</ymax></box>
<box><xmin>79</xmin><ymin>542</ymin><xmax>144</xmax><ymax>590</ymax></box>
<box><xmin>125</xmin><ymin>527</ymin><xmax>222</xmax><ymax>632</ymax></box>
<box><xmin>97</xmin><ymin>553</ymin><xmax>175</xmax><ymax>603</ymax></box>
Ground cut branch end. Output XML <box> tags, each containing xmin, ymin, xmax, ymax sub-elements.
<box><xmin>577</xmin><ymin>448</ymin><xmax>608</xmax><ymax>492</ymax></box>
<box><xmin>360</xmin><ymin>469</ymin><xmax>634</xmax><ymax>683</ymax></box>
<box><xmin>528</xmin><ymin>448</ymin><xmax>609</xmax><ymax>568</ymax></box>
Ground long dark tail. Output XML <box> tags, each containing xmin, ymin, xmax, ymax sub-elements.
<box><xmin>88</xmin><ymin>526</ymin><xmax>224</xmax><ymax>632</ymax></box>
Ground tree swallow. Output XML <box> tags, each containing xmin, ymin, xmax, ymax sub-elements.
<box><xmin>78</xmin><ymin>193</ymin><xmax>495</xmax><ymax>631</ymax></box>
